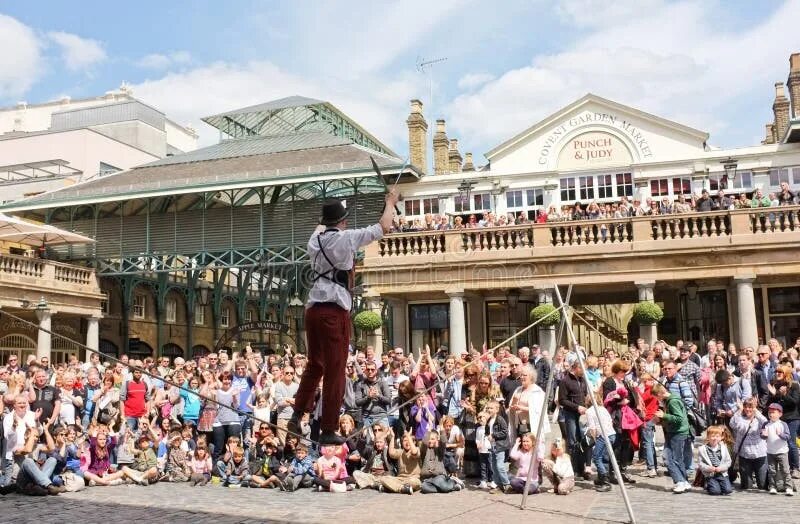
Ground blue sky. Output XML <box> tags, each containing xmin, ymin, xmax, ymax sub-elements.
<box><xmin>1</xmin><ymin>1</ymin><xmax>797</xmax><ymax>162</ymax></box>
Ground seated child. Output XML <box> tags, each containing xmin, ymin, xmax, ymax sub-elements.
<box><xmin>698</xmin><ymin>425</ymin><xmax>733</xmax><ymax>495</ymax></box>
<box><xmin>163</xmin><ymin>432</ymin><xmax>192</xmax><ymax>482</ymax></box>
<box><xmin>313</xmin><ymin>445</ymin><xmax>354</xmax><ymax>492</ymax></box>
<box><xmin>189</xmin><ymin>445</ymin><xmax>213</xmax><ymax>486</ymax></box>
<box><xmin>282</xmin><ymin>443</ymin><xmax>315</xmax><ymax>491</ymax></box>
<box><xmin>121</xmin><ymin>435</ymin><xmax>159</xmax><ymax>485</ymax></box>
<box><xmin>474</xmin><ymin>411</ymin><xmax>493</xmax><ymax>489</ymax></box>
<box><xmin>508</xmin><ymin>433</ymin><xmax>538</xmax><ymax>494</ymax></box>
<box><xmin>216</xmin><ymin>445</ymin><xmax>251</xmax><ymax>487</ymax></box>
<box><xmin>541</xmin><ymin>439</ymin><xmax>575</xmax><ymax>495</ymax></box>
<box><xmin>440</xmin><ymin>416</ymin><xmax>465</xmax><ymax>475</ymax></box>
<box><xmin>250</xmin><ymin>440</ymin><xmax>285</xmax><ymax>489</ymax></box>
<box><xmin>352</xmin><ymin>431</ymin><xmax>393</xmax><ymax>490</ymax></box>
<box><xmin>420</xmin><ymin>430</ymin><xmax>463</xmax><ymax>494</ymax></box>
<box><xmin>380</xmin><ymin>428</ymin><xmax>421</xmax><ymax>494</ymax></box>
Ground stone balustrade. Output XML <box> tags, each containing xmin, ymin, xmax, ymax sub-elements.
<box><xmin>366</xmin><ymin>205</ymin><xmax>800</xmax><ymax>264</ymax></box>
<box><xmin>0</xmin><ymin>252</ymin><xmax>99</xmax><ymax>294</ymax></box>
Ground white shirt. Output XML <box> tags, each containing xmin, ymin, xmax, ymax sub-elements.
<box><xmin>586</xmin><ymin>405</ymin><xmax>616</xmax><ymax>438</ymax></box>
<box><xmin>307</xmin><ymin>224</ymin><xmax>383</xmax><ymax>311</ymax></box>
<box><xmin>3</xmin><ymin>410</ymin><xmax>36</xmax><ymax>460</ymax></box>
<box><xmin>764</xmin><ymin>420</ymin><xmax>790</xmax><ymax>455</ymax></box>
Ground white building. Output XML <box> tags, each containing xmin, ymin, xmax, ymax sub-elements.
<box><xmin>0</xmin><ymin>84</ymin><xmax>198</xmax><ymax>203</ymax></box>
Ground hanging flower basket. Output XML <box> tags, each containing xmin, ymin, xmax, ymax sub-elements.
<box><xmin>633</xmin><ymin>302</ymin><xmax>664</xmax><ymax>325</ymax></box>
<box><xmin>353</xmin><ymin>310</ymin><xmax>383</xmax><ymax>332</ymax></box>
<box><xmin>530</xmin><ymin>303</ymin><xmax>561</xmax><ymax>327</ymax></box>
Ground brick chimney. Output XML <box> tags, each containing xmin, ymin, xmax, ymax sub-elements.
<box><xmin>763</xmin><ymin>123</ymin><xmax>776</xmax><ymax>145</ymax></box>
<box><xmin>788</xmin><ymin>53</ymin><xmax>800</xmax><ymax>119</ymax></box>
<box><xmin>463</xmin><ymin>152</ymin><xmax>475</xmax><ymax>171</ymax></box>
<box><xmin>433</xmin><ymin>119</ymin><xmax>449</xmax><ymax>175</ymax></box>
<box><xmin>773</xmin><ymin>82</ymin><xmax>790</xmax><ymax>142</ymax></box>
<box><xmin>406</xmin><ymin>99</ymin><xmax>428</xmax><ymax>172</ymax></box>
<box><xmin>448</xmin><ymin>138</ymin><xmax>463</xmax><ymax>173</ymax></box>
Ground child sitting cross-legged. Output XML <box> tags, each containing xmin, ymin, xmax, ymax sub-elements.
<box><xmin>282</xmin><ymin>443</ymin><xmax>315</xmax><ymax>491</ymax></box>
<box><xmin>120</xmin><ymin>435</ymin><xmax>158</xmax><ymax>486</ymax></box>
<box><xmin>420</xmin><ymin>430</ymin><xmax>463</xmax><ymax>494</ymax></box>
<box><xmin>216</xmin><ymin>445</ymin><xmax>251</xmax><ymax>487</ymax></box>
<box><xmin>249</xmin><ymin>440</ymin><xmax>286</xmax><ymax>489</ymax></box>
<box><xmin>313</xmin><ymin>444</ymin><xmax>355</xmax><ymax>492</ymax></box>
<box><xmin>508</xmin><ymin>433</ymin><xmax>539</xmax><ymax>494</ymax></box>
<box><xmin>698</xmin><ymin>425</ymin><xmax>733</xmax><ymax>495</ymax></box>
<box><xmin>162</xmin><ymin>432</ymin><xmax>192</xmax><ymax>482</ymax></box>
<box><xmin>541</xmin><ymin>439</ymin><xmax>575</xmax><ymax>495</ymax></box>
<box><xmin>189</xmin><ymin>445</ymin><xmax>213</xmax><ymax>486</ymax></box>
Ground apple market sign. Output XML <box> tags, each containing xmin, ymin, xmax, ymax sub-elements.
<box><xmin>538</xmin><ymin>111</ymin><xmax>653</xmax><ymax>166</ymax></box>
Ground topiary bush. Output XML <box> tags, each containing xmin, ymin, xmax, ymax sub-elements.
<box><xmin>530</xmin><ymin>303</ymin><xmax>561</xmax><ymax>327</ymax></box>
<box><xmin>353</xmin><ymin>310</ymin><xmax>383</xmax><ymax>332</ymax></box>
<box><xmin>633</xmin><ymin>301</ymin><xmax>664</xmax><ymax>324</ymax></box>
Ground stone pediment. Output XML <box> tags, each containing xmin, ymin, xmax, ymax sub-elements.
<box><xmin>486</xmin><ymin>94</ymin><xmax>709</xmax><ymax>174</ymax></box>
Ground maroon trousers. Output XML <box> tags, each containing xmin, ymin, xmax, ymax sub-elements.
<box><xmin>294</xmin><ymin>303</ymin><xmax>350</xmax><ymax>433</ymax></box>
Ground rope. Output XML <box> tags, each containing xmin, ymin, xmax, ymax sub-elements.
<box><xmin>0</xmin><ymin>303</ymin><xmax>567</xmax><ymax>449</ymax></box>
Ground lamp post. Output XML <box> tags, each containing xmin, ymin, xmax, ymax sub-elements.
<box><xmin>457</xmin><ymin>179</ymin><xmax>476</xmax><ymax>212</ymax></box>
<box><xmin>506</xmin><ymin>288</ymin><xmax>521</xmax><ymax>349</ymax></box>
<box><xmin>195</xmin><ymin>277</ymin><xmax>211</xmax><ymax>307</ymax></box>
<box><xmin>288</xmin><ymin>294</ymin><xmax>305</xmax><ymax>352</ymax></box>
<box><xmin>685</xmin><ymin>280</ymin><xmax>699</xmax><ymax>301</ymax></box>
<box><xmin>35</xmin><ymin>296</ymin><xmax>51</xmax><ymax>362</ymax></box>
<box><xmin>721</xmin><ymin>157</ymin><xmax>738</xmax><ymax>181</ymax></box>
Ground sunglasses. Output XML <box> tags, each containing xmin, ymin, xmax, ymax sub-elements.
<box><xmin>285</xmin><ymin>372</ymin><xmax>295</xmax><ymax>376</ymax></box>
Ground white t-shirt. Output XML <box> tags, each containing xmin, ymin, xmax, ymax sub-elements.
<box><xmin>445</xmin><ymin>425</ymin><xmax>463</xmax><ymax>445</ymax></box>
<box><xmin>586</xmin><ymin>405</ymin><xmax>616</xmax><ymax>438</ymax></box>
<box><xmin>764</xmin><ymin>420</ymin><xmax>789</xmax><ymax>455</ymax></box>
<box><xmin>3</xmin><ymin>410</ymin><xmax>36</xmax><ymax>460</ymax></box>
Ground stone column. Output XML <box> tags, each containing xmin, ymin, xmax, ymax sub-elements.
<box><xmin>635</xmin><ymin>280</ymin><xmax>657</xmax><ymax>344</ymax></box>
<box><xmin>448</xmin><ymin>291</ymin><xmax>467</xmax><ymax>356</ymax></box>
<box><xmin>37</xmin><ymin>310</ymin><xmax>52</xmax><ymax>361</ymax></box>
<box><xmin>86</xmin><ymin>316</ymin><xmax>100</xmax><ymax>356</ymax></box>
<box><xmin>389</xmin><ymin>299</ymin><xmax>407</xmax><ymax>351</ymax></box>
<box><xmin>365</xmin><ymin>296</ymin><xmax>383</xmax><ymax>358</ymax></box>
<box><xmin>735</xmin><ymin>276</ymin><xmax>758</xmax><ymax>349</ymax></box>
<box><xmin>536</xmin><ymin>288</ymin><xmax>556</xmax><ymax>353</ymax></box>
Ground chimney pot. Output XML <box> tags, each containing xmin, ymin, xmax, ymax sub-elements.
<box><xmin>432</xmin><ymin>119</ymin><xmax>449</xmax><ymax>175</ymax></box>
<box><xmin>788</xmin><ymin>53</ymin><xmax>800</xmax><ymax>119</ymax></box>
<box><xmin>448</xmin><ymin>138</ymin><xmax>462</xmax><ymax>173</ymax></box>
<box><xmin>406</xmin><ymin>99</ymin><xmax>428</xmax><ymax>172</ymax></box>
<box><xmin>775</xmin><ymin>82</ymin><xmax>787</xmax><ymax>98</ymax></box>
<box><xmin>790</xmin><ymin>53</ymin><xmax>800</xmax><ymax>73</ymax></box>
<box><xmin>773</xmin><ymin>81</ymin><xmax>791</xmax><ymax>142</ymax></box>
<box><xmin>463</xmin><ymin>152</ymin><xmax>475</xmax><ymax>172</ymax></box>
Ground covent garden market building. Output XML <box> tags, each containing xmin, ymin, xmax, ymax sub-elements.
<box><xmin>2</xmin><ymin>54</ymin><xmax>800</xmax><ymax>362</ymax></box>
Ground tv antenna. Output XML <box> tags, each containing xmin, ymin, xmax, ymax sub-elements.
<box><xmin>416</xmin><ymin>55</ymin><xmax>447</xmax><ymax>114</ymax></box>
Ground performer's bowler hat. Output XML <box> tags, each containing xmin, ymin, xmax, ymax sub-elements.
<box><xmin>320</xmin><ymin>200</ymin><xmax>349</xmax><ymax>226</ymax></box>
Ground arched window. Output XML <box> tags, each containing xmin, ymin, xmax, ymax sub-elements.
<box><xmin>0</xmin><ymin>334</ymin><xmax>36</xmax><ymax>366</ymax></box>
<box><xmin>161</xmin><ymin>343</ymin><xmax>184</xmax><ymax>359</ymax></box>
<box><xmin>99</xmin><ymin>339</ymin><xmax>119</xmax><ymax>358</ymax></box>
<box><xmin>191</xmin><ymin>344</ymin><xmax>210</xmax><ymax>358</ymax></box>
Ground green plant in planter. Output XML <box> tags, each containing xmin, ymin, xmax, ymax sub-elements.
<box><xmin>530</xmin><ymin>303</ymin><xmax>561</xmax><ymax>327</ymax></box>
<box><xmin>633</xmin><ymin>301</ymin><xmax>664</xmax><ymax>324</ymax></box>
<box><xmin>353</xmin><ymin>310</ymin><xmax>383</xmax><ymax>332</ymax></box>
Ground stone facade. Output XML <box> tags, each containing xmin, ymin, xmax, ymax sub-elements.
<box><xmin>406</xmin><ymin>99</ymin><xmax>428</xmax><ymax>172</ymax></box>
<box><xmin>773</xmin><ymin>82</ymin><xmax>791</xmax><ymax>142</ymax></box>
<box><xmin>432</xmin><ymin>119</ymin><xmax>449</xmax><ymax>175</ymax></box>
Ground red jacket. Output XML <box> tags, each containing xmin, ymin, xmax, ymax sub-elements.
<box><xmin>640</xmin><ymin>384</ymin><xmax>658</xmax><ymax>422</ymax></box>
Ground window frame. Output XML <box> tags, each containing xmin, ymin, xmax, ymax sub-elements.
<box><xmin>133</xmin><ymin>294</ymin><xmax>146</xmax><ymax>320</ymax></box>
<box><xmin>194</xmin><ymin>306</ymin><xmax>205</xmax><ymax>326</ymax></box>
<box><xmin>165</xmin><ymin>297</ymin><xmax>177</xmax><ymax>324</ymax></box>
<box><xmin>560</xmin><ymin>177</ymin><xmax>576</xmax><ymax>201</ymax></box>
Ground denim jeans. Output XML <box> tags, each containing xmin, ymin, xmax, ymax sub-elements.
<box><xmin>787</xmin><ymin>419</ymin><xmax>799</xmax><ymax>471</ymax></box>
<box><xmin>739</xmin><ymin>455</ymin><xmax>768</xmax><ymax>490</ymax></box>
<box><xmin>420</xmin><ymin>474</ymin><xmax>457</xmax><ymax>493</ymax></box>
<box><xmin>641</xmin><ymin>419</ymin><xmax>657</xmax><ymax>470</ymax></box>
<box><xmin>665</xmin><ymin>433</ymin><xmax>689</xmax><ymax>484</ymax></box>
<box><xmin>705</xmin><ymin>473</ymin><xmax>733</xmax><ymax>495</ymax></box>
<box><xmin>593</xmin><ymin>433</ymin><xmax>616</xmax><ymax>476</ymax></box>
<box><xmin>238</xmin><ymin>413</ymin><xmax>253</xmax><ymax>444</ymax></box>
<box><xmin>18</xmin><ymin>457</ymin><xmax>56</xmax><ymax>489</ymax></box>
<box><xmin>479</xmin><ymin>453</ymin><xmax>493</xmax><ymax>483</ymax></box>
<box><xmin>0</xmin><ymin>457</ymin><xmax>14</xmax><ymax>487</ymax></box>
<box><xmin>491</xmin><ymin>449</ymin><xmax>509</xmax><ymax>487</ymax></box>
<box><xmin>125</xmin><ymin>417</ymin><xmax>139</xmax><ymax>431</ymax></box>
<box><xmin>562</xmin><ymin>409</ymin><xmax>584</xmax><ymax>475</ymax></box>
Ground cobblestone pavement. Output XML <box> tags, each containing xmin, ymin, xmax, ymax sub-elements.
<box><xmin>1</xmin><ymin>469</ymin><xmax>795</xmax><ymax>524</ymax></box>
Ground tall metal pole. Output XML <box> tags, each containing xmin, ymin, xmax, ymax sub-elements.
<box><xmin>520</xmin><ymin>285</ymin><xmax>572</xmax><ymax>508</ymax></box>
<box><xmin>554</xmin><ymin>285</ymin><xmax>637</xmax><ymax>524</ymax></box>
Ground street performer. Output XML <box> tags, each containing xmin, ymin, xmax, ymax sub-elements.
<box><xmin>288</xmin><ymin>187</ymin><xmax>399</xmax><ymax>445</ymax></box>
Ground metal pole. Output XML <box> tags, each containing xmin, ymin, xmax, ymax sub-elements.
<box><xmin>520</xmin><ymin>285</ymin><xmax>572</xmax><ymax>508</ymax></box>
<box><xmin>554</xmin><ymin>285</ymin><xmax>637</xmax><ymax>524</ymax></box>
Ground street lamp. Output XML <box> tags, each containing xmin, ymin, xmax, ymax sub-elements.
<box><xmin>685</xmin><ymin>280</ymin><xmax>699</xmax><ymax>301</ymax></box>
<box><xmin>195</xmin><ymin>278</ymin><xmax>211</xmax><ymax>307</ymax></box>
<box><xmin>506</xmin><ymin>288</ymin><xmax>521</xmax><ymax>309</ymax></box>
<box><xmin>721</xmin><ymin>157</ymin><xmax>738</xmax><ymax>181</ymax></box>
<box><xmin>34</xmin><ymin>296</ymin><xmax>49</xmax><ymax>321</ymax></box>
<box><xmin>457</xmin><ymin>179</ymin><xmax>476</xmax><ymax>211</ymax></box>
<box><xmin>288</xmin><ymin>294</ymin><xmax>305</xmax><ymax>319</ymax></box>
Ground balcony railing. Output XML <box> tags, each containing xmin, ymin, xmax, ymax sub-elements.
<box><xmin>0</xmin><ymin>253</ymin><xmax>99</xmax><ymax>293</ymax></box>
<box><xmin>367</xmin><ymin>205</ymin><xmax>800</xmax><ymax>263</ymax></box>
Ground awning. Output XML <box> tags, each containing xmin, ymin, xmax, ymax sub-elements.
<box><xmin>0</xmin><ymin>216</ymin><xmax>94</xmax><ymax>246</ymax></box>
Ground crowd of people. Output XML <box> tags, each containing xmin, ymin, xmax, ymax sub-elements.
<box><xmin>1</xmin><ymin>334</ymin><xmax>799</xmax><ymax>500</ymax></box>
<box><xmin>390</xmin><ymin>182</ymin><xmax>799</xmax><ymax>233</ymax></box>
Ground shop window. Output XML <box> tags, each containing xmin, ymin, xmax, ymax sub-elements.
<box><xmin>560</xmin><ymin>177</ymin><xmax>576</xmax><ymax>201</ymax></box>
<box><xmin>615</xmin><ymin>173</ymin><xmax>633</xmax><ymax>197</ymax></box>
<box><xmin>133</xmin><ymin>294</ymin><xmax>145</xmax><ymax>319</ymax></box>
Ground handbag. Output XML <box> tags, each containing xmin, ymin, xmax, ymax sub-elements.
<box><xmin>730</xmin><ymin>417</ymin><xmax>754</xmax><ymax>480</ymax></box>
<box><xmin>686</xmin><ymin>388</ymin><xmax>708</xmax><ymax>437</ymax></box>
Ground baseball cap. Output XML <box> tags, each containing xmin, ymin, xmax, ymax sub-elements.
<box><xmin>768</xmin><ymin>403</ymin><xmax>783</xmax><ymax>413</ymax></box>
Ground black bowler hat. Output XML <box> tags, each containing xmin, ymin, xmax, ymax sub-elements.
<box><xmin>320</xmin><ymin>200</ymin><xmax>349</xmax><ymax>226</ymax></box>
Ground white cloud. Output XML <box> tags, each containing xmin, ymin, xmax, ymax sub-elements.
<box><xmin>457</xmin><ymin>73</ymin><xmax>494</xmax><ymax>90</ymax></box>
<box><xmin>447</xmin><ymin>0</ymin><xmax>800</xmax><ymax>155</ymax></box>
<box><xmin>132</xmin><ymin>61</ymin><xmax>420</xmax><ymax>150</ymax></box>
<box><xmin>48</xmin><ymin>31</ymin><xmax>107</xmax><ymax>71</ymax></box>
<box><xmin>136</xmin><ymin>51</ymin><xmax>191</xmax><ymax>70</ymax></box>
<box><xmin>0</xmin><ymin>14</ymin><xmax>43</xmax><ymax>98</ymax></box>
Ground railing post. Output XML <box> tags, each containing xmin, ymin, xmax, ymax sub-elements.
<box><xmin>532</xmin><ymin>224</ymin><xmax>551</xmax><ymax>247</ymax></box>
<box><xmin>445</xmin><ymin>231</ymin><xmax>465</xmax><ymax>253</ymax></box>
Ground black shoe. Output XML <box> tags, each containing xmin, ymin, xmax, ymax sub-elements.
<box><xmin>621</xmin><ymin>473</ymin><xmax>637</xmax><ymax>484</ymax></box>
<box><xmin>595</xmin><ymin>481</ymin><xmax>612</xmax><ymax>492</ymax></box>
<box><xmin>582</xmin><ymin>471</ymin><xmax>593</xmax><ymax>481</ymax></box>
<box><xmin>402</xmin><ymin>484</ymin><xmax>414</xmax><ymax>495</ymax></box>
<box><xmin>23</xmin><ymin>484</ymin><xmax>48</xmax><ymax>496</ymax></box>
<box><xmin>318</xmin><ymin>431</ymin><xmax>346</xmax><ymax>446</ymax></box>
<box><xmin>608</xmin><ymin>475</ymin><xmax>619</xmax><ymax>484</ymax></box>
<box><xmin>286</xmin><ymin>415</ymin><xmax>303</xmax><ymax>437</ymax></box>
<box><xmin>0</xmin><ymin>484</ymin><xmax>17</xmax><ymax>495</ymax></box>
<box><xmin>47</xmin><ymin>484</ymin><xmax>66</xmax><ymax>495</ymax></box>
